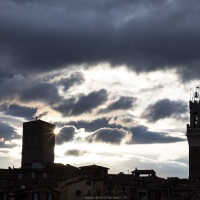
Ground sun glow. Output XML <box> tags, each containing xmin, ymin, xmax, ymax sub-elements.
<box><xmin>54</xmin><ymin>127</ymin><xmax>61</xmax><ymax>135</ymax></box>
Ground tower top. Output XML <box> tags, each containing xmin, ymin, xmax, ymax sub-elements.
<box><xmin>192</xmin><ymin>87</ymin><xmax>200</xmax><ymax>102</ymax></box>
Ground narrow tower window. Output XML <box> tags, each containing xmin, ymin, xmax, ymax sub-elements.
<box><xmin>194</xmin><ymin>112</ymin><xmax>198</xmax><ymax>127</ymax></box>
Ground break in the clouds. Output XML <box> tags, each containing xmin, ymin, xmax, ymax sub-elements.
<box><xmin>58</xmin><ymin>72</ymin><xmax>85</xmax><ymax>91</ymax></box>
<box><xmin>64</xmin><ymin>149</ymin><xmax>87</xmax><ymax>157</ymax></box>
<box><xmin>56</xmin><ymin>126</ymin><xmax>76</xmax><ymax>145</ymax></box>
<box><xmin>0</xmin><ymin>122</ymin><xmax>21</xmax><ymax>141</ymax></box>
<box><xmin>0</xmin><ymin>104</ymin><xmax>37</xmax><ymax>120</ymax></box>
<box><xmin>143</xmin><ymin>99</ymin><xmax>187</xmax><ymax>122</ymax></box>
<box><xmin>0</xmin><ymin>0</ymin><xmax>200</xmax><ymax>80</ymax></box>
<box><xmin>86</xmin><ymin>128</ymin><xmax>130</xmax><ymax>145</ymax></box>
<box><xmin>99</xmin><ymin>96</ymin><xmax>135</xmax><ymax>113</ymax></box>
<box><xmin>54</xmin><ymin>89</ymin><xmax>108</xmax><ymax>116</ymax></box>
<box><xmin>129</xmin><ymin>125</ymin><xmax>186</xmax><ymax>144</ymax></box>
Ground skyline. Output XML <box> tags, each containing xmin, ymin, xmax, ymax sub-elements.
<box><xmin>0</xmin><ymin>0</ymin><xmax>200</xmax><ymax>178</ymax></box>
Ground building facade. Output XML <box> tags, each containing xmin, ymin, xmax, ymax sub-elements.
<box><xmin>21</xmin><ymin>119</ymin><xmax>55</xmax><ymax>168</ymax></box>
<box><xmin>187</xmin><ymin>90</ymin><xmax>200</xmax><ymax>180</ymax></box>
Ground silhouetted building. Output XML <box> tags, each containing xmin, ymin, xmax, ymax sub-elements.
<box><xmin>79</xmin><ymin>164</ymin><xmax>109</xmax><ymax>178</ymax></box>
<box><xmin>187</xmin><ymin>88</ymin><xmax>200</xmax><ymax>180</ymax></box>
<box><xmin>21</xmin><ymin>119</ymin><xmax>55</xmax><ymax>168</ymax></box>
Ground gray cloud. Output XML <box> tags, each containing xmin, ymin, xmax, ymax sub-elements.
<box><xmin>56</xmin><ymin>126</ymin><xmax>76</xmax><ymax>145</ymax></box>
<box><xmin>0</xmin><ymin>122</ymin><xmax>21</xmax><ymax>141</ymax></box>
<box><xmin>99</xmin><ymin>96</ymin><xmax>135</xmax><ymax>113</ymax></box>
<box><xmin>58</xmin><ymin>71</ymin><xmax>85</xmax><ymax>91</ymax></box>
<box><xmin>58</xmin><ymin>117</ymin><xmax>185</xmax><ymax>145</ymax></box>
<box><xmin>142</xmin><ymin>99</ymin><xmax>187</xmax><ymax>122</ymax></box>
<box><xmin>20</xmin><ymin>82</ymin><xmax>61</xmax><ymax>104</ymax></box>
<box><xmin>86</xmin><ymin>128</ymin><xmax>129</xmax><ymax>144</ymax></box>
<box><xmin>0</xmin><ymin>141</ymin><xmax>18</xmax><ymax>148</ymax></box>
<box><xmin>0</xmin><ymin>0</ymin><xmax>200</xmax><ymax>80</ymax></box>
<box><xmin>64</xmin><ymin>149</ymin><xmax>87</xmax><ymax>157</ymax></box>
<box><xmin>0</xmin><ymin>74</ymin><xmax>25</xmax><ymax>101</ymax></box>
<box><xmin>129</xmin><ymin>125</ymin><xmax>186</xmax><ymax>144</ymax></box>
<box><xmin>54</xmin><ymin>89</ymin><xmax>108</xmax><ymax>116</ymax></box>
<box><xmin>37</xmin><ymin>111</ymin><xmax>49</xmax><ymax>119</ymax></box>
<box><xmin>64</xmin><ymin>118</ymin><xmax>122</xmax><ymax>132</ymax></box>
<box><xmin>0</xmin><ymin>104</ymin><xmax>37</xmax><ymax>120</ymax></box>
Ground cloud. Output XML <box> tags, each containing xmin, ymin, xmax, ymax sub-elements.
<box><xmin>54</xmin><ymin>89</ymin><xmax>108</xmax><ymax>116</ymax></box>
<box><xmin>99</xmin><ymin>96</ymin><xmax>135</xmax><ymax>113</ymax></box>
<box><xmin>0</xmin><ymin>104</ymin><xmax>37</xmax><ymax>120</ymax></box>
<box><xmin>37</xmin><ymin>111</ymin><xmax>49</xmax><ymax>119</ymax></box>
<box><xmin>0</xmin><ymin>1</ymin><xmax>199</xmax><ymax>80</ymax></box>
<box><xmin>0</xmin><ymin>74</ymin><xmax>25</xmax><ymax>101</ymax></box>
<box><xmin>142</xmin><ymin>99</ymin><xmax>187</xmax><ymax>122</ymax></box>
<box><xmin>56</xmin><ymin>125</ymin><xmax>76</xmax><ymax>145</ymax></box>
<box><xmin>0</xmin><ymin>141</ymin><xmax>18</xmax><ymax>148</ymax></box>
<box><xmin>58</xmin><ymin>71</ymin><xmax>85</xmax><ymax>91</ymax></box>
<box><xmin>64</xmin><ymin>149</ymin><xmax>87</xmax><ymax>157</ymax></box>
<box><xmin>129</xmin><ymin>125</ymin><xmax>186</xmax><ymax>144</ymax></box>
<box><xmin>66</xmin><ymin>118</ymin><xmax>122</xmax><ymax>132</ymax></box>
<box><xmin>86</xmin><ymin>127</ymin><xmax>130</xmax><ymax>144</ymax></box>
<box><xmin>20</xmin><ymin>82</ymin><xmax>61</xmax><ymax>104</ymax></box>
<box><xmin>0</xmin><ymin>122</ymin><xmax>21</xmax><ymax>141</ymax></box>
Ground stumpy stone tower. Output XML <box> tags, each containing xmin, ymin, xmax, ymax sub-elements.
<box><xmin>187</xmin><ymin>88</ymin><xmax>200</xmax><ymax>180</ymax></box>
<box><xmin>21</xmin><ymin>119</ymin><xmax>55</xmax><ymax>168</ymax></box>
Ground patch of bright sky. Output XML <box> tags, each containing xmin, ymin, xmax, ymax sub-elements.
<box><xmin>54</xmin><ymin>140</ymin><xmax>188</xmax><ymax>178</ymax></box>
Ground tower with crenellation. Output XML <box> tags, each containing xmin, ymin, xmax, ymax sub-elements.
<box><xmin>187</xmin><ymin>88</ymin><xmax>200</xmax><ymax>180</ymax></box>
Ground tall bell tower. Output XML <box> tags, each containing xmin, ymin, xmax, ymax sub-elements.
<box><xmin>187</xmin><ymin>88</ymin><xmax>200</xmax><ymax>180</ymax></box>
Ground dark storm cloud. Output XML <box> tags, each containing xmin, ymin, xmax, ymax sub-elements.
<box><xmin>99</xmin><ymin>96</ymin><xmax>135</xmax><ymax>113</ymax></box>
<box><xmin>0</xmin><ymin>71</ymin><xmax>13</xmax><ymax>84</ymax></box>
<box><xmin>0</xmin><ymin>74</ymin><xmax>25</xmax><ymax>101</ymax></box>
<box><xmin>0</xmin><ymin>122</ymin><xmax>21</xmax><ymax>141</ymax></box>
<box><xmin>142</xmin><ymin>99</ymin><xmax>187</xmax><ymax>122</ymax></box>
<box><xmin>56</xmin><ymin>126</ymin><xmax>76</xmax><ymax>145</ymax></box>
<box><xmin>20</xmin><ymin>82</ymin><xmax>61</xmax><ymax>104</ymax></box>
<box><xmin>0</xmin><ymin>104</ymin><xmax>37</xmax><ymax>120</ymax></box>
<box><xmin>1</xmin><ymin>0</ymin><xmax>200</xmax><ymax>80</ymax></box>
<box><xmin>58</xmin><ymin>72</ymin><xmax>85</xmax><ymax>91</ymax></box>
<box><xmin>54</xmin><ymin>89</ymin><xmax>108</xmax><ymax>116</ymax></box>
<box><xmin>86</xmin><ymin>128</ymin><xmax>128</xmax><ymax>144</ymax></box>
<box><xmin>64</xmin><ymin>149</ymin><xmax>87</xmax><ymax>157</ymax></box>
<box><xmin>129</xmin><ymin>125</ymin><xmax>186</xmax><ymax>144</ymax></box>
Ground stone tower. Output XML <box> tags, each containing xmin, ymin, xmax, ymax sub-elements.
<box><xmin>187</xmin><ymin>88</ymin><xmax>200</xmax><ymax>180</ymax></box>
<box><xmin>21</xmin><ymin>119</ymin><xmax>55</xmax><ymax>168</ymax></box>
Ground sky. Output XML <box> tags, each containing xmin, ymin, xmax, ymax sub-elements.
<box><xmin>0</xmin><ymin>0</ymin><xmax>200</xmax><ymax>178</ymax></box>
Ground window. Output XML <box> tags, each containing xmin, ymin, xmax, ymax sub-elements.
<box><xmin>130</xmin><ymin>188</ymin><xmax>136</xmax><ymax>194</ymax></box>
<box><xmin>138</xmin><ymin>192</ymin><xmax>147</xmax><ymax>199</ymax></box>
<box><xmin>0</xmin><ymin>179</ymin><xmax>7</xmax><ymax>183</ymax></box>
<box><xmin>3</xmin><ymin>193</ymin><xmax>7</xmax><ymax>200</ymax></box>
<box><xmin>43</xmin><ymin>173</ymin><xmax>47</xmax><ymax>178</ymax></box>
<box><xmin>76</xmin><ymin>190</ymin><xmax>81</xmax><ymax>196</ymax></box>
<box><xmin>21</xmin><ymin>185</ymin><xmax>26</xmax><ymax>190</ymax></box>
<box><xmin>86</xmin><ymin>190</ymin><xmax>91</xmax><ymax>196</ymax></box>
<box><xmin>33</xmin><ymin>193</ymin><xmax>39</xmax><ymax>200</ymax></box>
<box><xmin>18</xmin><ymin>173</ymin><xmax>22</xmax><ymax>179</ymax></box>
<box><xmin>47</xmin><ymin>193</ymin><xmax>53</xmax><ymax>200</ymax></box>
<box><xmin>194</xmin><ymin>112</ymin><xmax>198</xmax><ymax>127</ymax></box>
<box><xmin>86</xmin><ymin>181</ymin><xmax>91</xmax><ymax>185</ymax></box>
<box><xmin>31</xmin><ymin>172</ymin><xmax>36</xmax><ymax>178</ymax></box>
